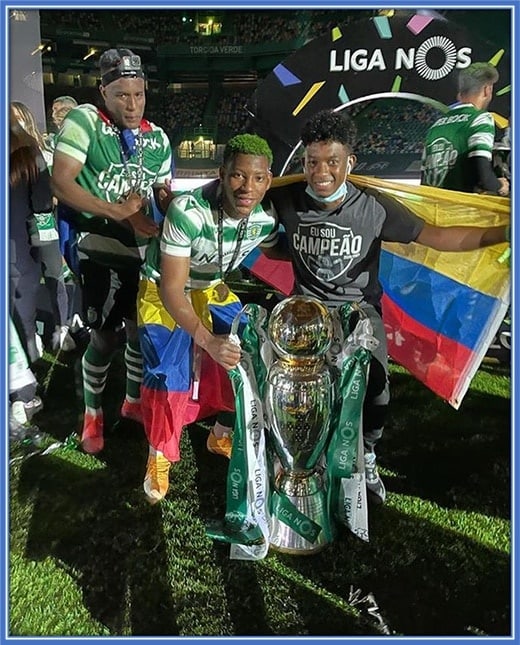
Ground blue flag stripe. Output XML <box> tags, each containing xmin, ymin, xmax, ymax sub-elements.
<box><xmin>379</xmin><ymin>249</ymin><xmax>498</xmax><ymax>351</ymax></box>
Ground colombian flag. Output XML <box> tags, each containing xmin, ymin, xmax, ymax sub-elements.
<box><xmin>137</xmin><ymin>279</ymin><xmax>242</xmax><ymax>462</ymax></box>
<box><xmin>244</xmin><ymin>175</ymin><xmax>510</xmax><ymax>409</ymax></box>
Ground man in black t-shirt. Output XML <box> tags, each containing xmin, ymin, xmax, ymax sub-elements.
<box><xmin>266</xmin><ymin>109</ymin><xmax>509</xmax><ymax>504</ymax></box>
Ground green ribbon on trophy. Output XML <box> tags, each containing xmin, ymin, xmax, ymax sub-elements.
<box><xmin>326</xmin><ymin>303</ymin><xmax>378</xmax><ymax>542</ymax></box>
<box><xmin>205</xmin><ymin>304</ymin><xmax>272</xmax><ymax>560</ymax></box>
<box><xmin>270</xmin><ymin>490</ymin><xmax>323</xmax><ymax>543</ymax></box>
<box><xmin>206</xmin><ymin>298</ymin><xmax>379</xmax><ymax>557</ymax></box>
<box><xmin>237</xmin><ymin>304</ymin><xmax>273</xmax><ymax>399</ymax></box>
<box><xmin>327</xmin><ymin>349</ymin><xmax>371</xmax><ymax>479</ymax></box>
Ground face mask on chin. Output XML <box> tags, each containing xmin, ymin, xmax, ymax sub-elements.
<box><xmin>305</xmin><ymin>181</ymin><xmax>347</xmax><ymax>205</ymax></box>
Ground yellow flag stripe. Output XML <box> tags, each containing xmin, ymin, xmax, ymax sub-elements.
<box><xmin>272</xmin><ymin>173</ymin><xmax>509</xmax><ymax>295</ymax></box>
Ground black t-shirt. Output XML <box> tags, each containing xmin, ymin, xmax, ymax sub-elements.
<box><xmin>269</xmin><ymin>180</ymin><xmax>424</xmax><ymax>307</ymax></box>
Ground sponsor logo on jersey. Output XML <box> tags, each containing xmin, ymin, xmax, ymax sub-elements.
<box><xmin>423</xmin><ymin>137</ymin><xmax>457</xmax><ymax>186</ymax></box>
<box><xmin>97</xmin><ymin>163</ymin><xmax>158</xmax><ymax>201</ymax></box>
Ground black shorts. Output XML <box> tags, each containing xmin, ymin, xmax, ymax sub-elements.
<box><xmin>79</xmin><ymin>259</ymin><xmax>140</xmax><ymax>331</ymax></box>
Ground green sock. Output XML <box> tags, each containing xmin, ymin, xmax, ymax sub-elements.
<box><xmin>82</xmin><ymin>343</ymin><xmax>115</xmax><ymax>412</ymax></box>
<box><xmin>125</xmin><ymin>338</ymin><xmax>142</xmax><ymax>402</ymax></box>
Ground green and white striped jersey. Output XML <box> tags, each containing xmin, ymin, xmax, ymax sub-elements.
<box><xmin>142</xmin><ymin>179</ymin><xmax>278</xmax><ymax>289</ymax></box>
<box><xmin>54</xmin><ymin>103</ymin><xmax>172</xmax><ymax>267</ymax></box>
<box><xmin>421</xmin><ymin>103</ymin><xmax>496</xmax><ymax>192</ymax></box>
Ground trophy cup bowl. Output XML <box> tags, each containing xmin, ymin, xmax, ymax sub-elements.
<box><xmin>265</xmin><ymin>296</ymin><xmax>334</xmax><ymax>554</ymax></box>
<box><xmin>268</xmin><ymin>295</ymin><xmax>333</xmax><ymax>359</ymax></box>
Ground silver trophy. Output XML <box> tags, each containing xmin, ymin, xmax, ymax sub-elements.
<box><xmin>265</xmin><ymin>295</ymin><xmax>334</xmax><ymax>554</ymax></box>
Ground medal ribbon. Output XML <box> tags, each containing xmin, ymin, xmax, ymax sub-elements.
<box><xmin>97</xmin><ymin>109</ymin><xmax>144</xmax><ymax>194</ymax></box>
<box><xmin>118</xmin><ymin>129</ymin><xmax>144</xmax><ymax>194</ymax></box>
<box><xmin>217</xmin><ymin>207</ymin><xmax>248</xmax><ymax>282</ymax></box>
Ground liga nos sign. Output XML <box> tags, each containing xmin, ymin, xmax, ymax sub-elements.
<box><xmin>248</xmin><ymin>12</ymin><xmax>510</xmax><ymax>174</ymax></box>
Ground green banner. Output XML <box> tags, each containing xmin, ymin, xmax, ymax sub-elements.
<box><xmin>327</xmin><ymin>349</ymin><xmax>370</xmax><ymax>479</ymax></box>
<box><xmin>205</xmin><ymin>367</ymin><xmax>264</xmax><ymax>546</ymax></box>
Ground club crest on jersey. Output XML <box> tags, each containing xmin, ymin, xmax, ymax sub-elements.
<box><xmin>248</xmin><ymin>223</ymin><xmax>262</xmax><ymax>239</ymax></box>
<box><xmin>293</xmin><ymin>223</ymin><xmax>362</xmax><ymax>281</ymax></box>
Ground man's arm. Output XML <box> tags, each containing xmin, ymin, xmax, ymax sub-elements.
<box><xmin>259</xmin><ymin>224</ymin><xmax>292</xmax><ymax>261</ymax></box>
<box><xmin>260</xmin><ymin>242</ymin><xmax>292</xmax><ymax>261</ymax></box>
<box><xmin>416</xmin><ymin>222</ymin><xmax>508</xmax><ymax>251</ymax></box>
<box><xmin>153</xmin><ymin>182</ymin><xmax>175</xmax><ymax>216</ymax></box>
<box><xmin>159</xmin><ymin>254</ymin><xmax>241</xmax><ymax>371</ymax></box>
<box><xmin>52</xmin><ymin>151</ymin><xmax>159</xmax><ymax>238</ymax></box>
<box><xmin>472</xmin><ymin>157</ymin><xmax>509</xmax><ymax>196</ymax></box>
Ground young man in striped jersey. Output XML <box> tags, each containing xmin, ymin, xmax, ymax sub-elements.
<box><xmin>137</xmin><ymin>134</ymin><xmax>277</xmax><ymax>504</ymax></box>
<box><xmin>421</xmin><ymin>62</ymin><xmax>509</xmax><ymax>196</ymax></box>
<box><xmin>51</xmin><ymin>48</ymin><xmax>173</xmax><ymax>454</ymax></box>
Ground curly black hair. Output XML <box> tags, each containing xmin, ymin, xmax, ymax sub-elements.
<box><xmin>300</xmin><ymin>109</ymin><xmax>357</xmax><ymax>150</ymax></box>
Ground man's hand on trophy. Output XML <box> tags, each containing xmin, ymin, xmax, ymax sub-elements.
<box><xmin>207</xmin><ymin>335</ymin><xmax>242</xmax><ymax>371</ymax></box>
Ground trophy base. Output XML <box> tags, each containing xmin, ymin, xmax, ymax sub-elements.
<box><xmin>269</xmin><ymin>471</ymin><xmax>331</xmax><ymax>555</ymax></box>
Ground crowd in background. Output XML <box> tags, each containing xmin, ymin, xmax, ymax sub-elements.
<box><xmin>41</xmin><ymin>9</ymin><xmax>371</xmax><ymax>45</ymax></box>
<box><xmin>38</xmin><ymin>8</ymin><xmax>454</xmax><ymax>157</ymax></box>
<box><xmin>149</xmin><ymin>92</ymin><xmax>207</xmax><ymax>142</ymax></box>
<box><xmin>43</xmin><ymin>85</ymin><xmax>441</xmax><ymax>160</ymax></box>
<box><xmin>215</xmin><ymin>91</ymin><xmax>251</xmax><ymax>134</ymax></box>
<box><xmin>355</xmin><ymin>102</ymin><xmax>441</xmax><ymax>156</ymax></box>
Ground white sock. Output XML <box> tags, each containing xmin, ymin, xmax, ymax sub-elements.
<box><xmin>212</xmin><ymin>421</ymin><xmax>232</xmax><ymax>438</ymax></box>
<box><xmin>149</xmin><ymin>445</ymin><xmax>165</xmax><ymax>458</ymax></box>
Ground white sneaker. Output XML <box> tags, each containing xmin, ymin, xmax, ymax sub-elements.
<box><xmin>364</xmin><ymin>451</ymin><xmax>386</xmax><ymax>505</ymax></box>
<box><xmin>24</xmin><ymin>396</ymin><xmax>43</xmax><ymax>420</ymax></box>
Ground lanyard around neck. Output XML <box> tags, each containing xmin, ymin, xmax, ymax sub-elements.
<box><xmin>98</xmin><ymin>110</ymin><xmax>144</xmax><ymax>194</ymax></box>
<box><xmin>116</xmin><ymin>128</ymin><xmax>144</xmax><ymax>194</ymax></box>
<box><xmin>217</xmin><ymin>205</ymin><xmax>249</xmax><ymax>281</ymax></box>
